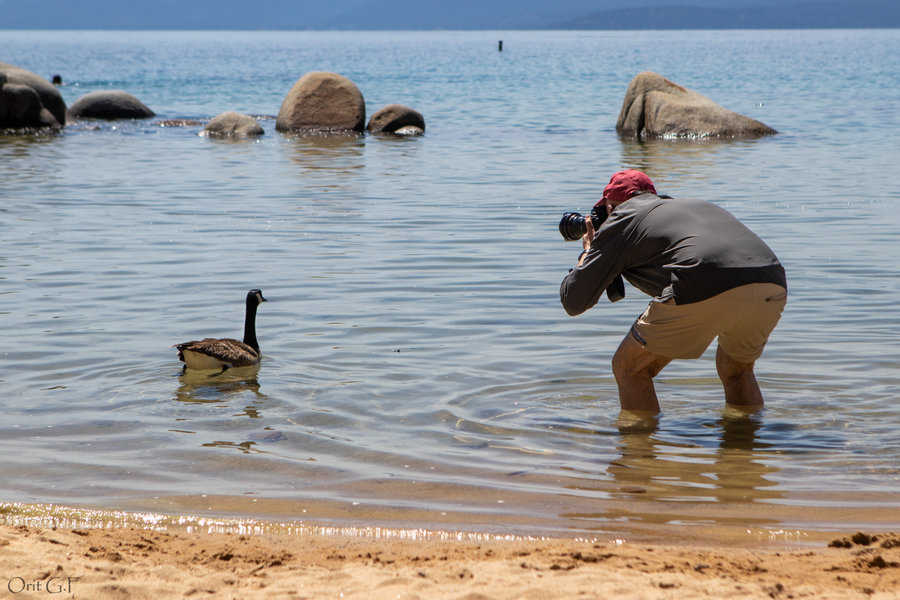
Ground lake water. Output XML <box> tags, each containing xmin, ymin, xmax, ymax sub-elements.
<box><xmin>2</xmin><ymin>29</ymin><xmax>899</xmax><ymax>544</ymax></box>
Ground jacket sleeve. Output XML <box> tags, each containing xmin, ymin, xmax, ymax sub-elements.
<box><xmin>559</xmin><ymin>217</ymin><xmax>629</xmax><ymax>316</ymax></box>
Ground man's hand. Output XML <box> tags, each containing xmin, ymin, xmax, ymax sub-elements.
<box><xmin>577</xmin><ymin>218</ymin><xmax>595</xmax><ymax>266</ymax></box>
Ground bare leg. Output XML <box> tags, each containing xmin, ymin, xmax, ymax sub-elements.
<box><xmin>716</xmin><ymin>345</ymin><xmax>763</xmax><ymax>409</ymax></box>
<box><xmin>612</xmin><ymin>333</ymin><xmax>672</xmax><ymax>413</ymax></box>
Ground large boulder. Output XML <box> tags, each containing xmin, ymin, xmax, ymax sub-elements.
<box><xmin>67</xmin><ymin>90</ymin><xmax>155</xmax><ymax>120</ymax></box>
<box><xmin>0</xmin><ymin>81</ymin><xmax>60</xmax><ymax>130</ymax></box>
<box><xmin>203</xmin><ymin>111</ymin><xmax>264</xmax><ymax>138</ymax></box>
<box><xmin>275</xmin><ymin>71</ymin><xmax>365</xmax><ymax>133</ymax></box>
<box><xmin>616</xmin><ymin>72</ymin><xmax>776</xmax><ymax>139</ymax></box>
<box><xmin>367</xmin><ymin>104</ymin><xmax>425</xmax><ymax>136</ymax></box>
<box><xmin>0</xmin><ymin>62</ymin><xmax>66</xmax><ymax>127</ymax></box>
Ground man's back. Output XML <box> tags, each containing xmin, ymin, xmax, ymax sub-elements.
<box><xmin>615</xmin><ymin>194</ymin><xmax>785</xmax><ymax>304</ymax></box>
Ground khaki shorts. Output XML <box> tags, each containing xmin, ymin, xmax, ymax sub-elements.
<box><xmin>630</xmin><ymin>283</ymin><xmax>787</xmax><ymax>363</ymax></box>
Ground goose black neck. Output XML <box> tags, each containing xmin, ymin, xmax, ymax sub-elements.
<box><xmin>242</xmin><ymin>296</ymin><xmax>260</xmax><ymax>352</ymax></box>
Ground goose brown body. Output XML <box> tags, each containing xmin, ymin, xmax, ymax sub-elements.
<box><xmin>175</xmin><ymin>338</ymin><xmax>261</xmax><ymax>369</ymax></box>
<box><xmin>175</xmin><ymin>289</ymin><xmax>267</xmax><ymax>371</ymax></box>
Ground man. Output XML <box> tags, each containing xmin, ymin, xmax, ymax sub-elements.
<box><xmin>560</xmin><ymin>169</ymin><xmax>787</xmax><ymax>413</ymax></box>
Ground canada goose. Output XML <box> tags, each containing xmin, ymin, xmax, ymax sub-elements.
<box><xmin>175</xmin><ymin>289</ymin><xmax>267</xmax><ymax>371</ymax></box>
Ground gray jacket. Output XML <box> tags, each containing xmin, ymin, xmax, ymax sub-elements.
<box><xmin>560</xmin><ymin>193</ymin><xmax>786</xmax><ymax>316</ymax></box>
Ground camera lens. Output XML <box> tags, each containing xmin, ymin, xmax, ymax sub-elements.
<box><xmin>558</xmin><ymin>212</ymin><xmax>588</xmax><ymax>241</ymax></box>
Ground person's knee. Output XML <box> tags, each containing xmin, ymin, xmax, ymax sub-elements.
<box><xmin>611</xmin><ymin>346</ymin><xmax>630</xmax><ymax>380</ymax></box>
<box><xmin>613</xmin><ymin>339</ymin><xmax>668</xmax><ymax>381</ymax></box>
<box><xmin>716</xmin><ymin>346</ymin><xmax>755</xmax><ymax>381</ymax></box>
<box><xmin>611</xmin><ymin>338</ymin><xmax>643</xmax><ymax>380</ymax></box>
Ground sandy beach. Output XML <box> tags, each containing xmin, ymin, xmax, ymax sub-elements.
<box><xmin>2</xmin><ymin>520</ymin><xmax>898</xmax><ymax>599</ymax></box>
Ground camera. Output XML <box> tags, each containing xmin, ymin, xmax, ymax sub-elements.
<box><xmin>558</xmin><ymin>204</ymin><xmax>608</xmax><ymax>241</ymax></box>
<box><xmin>559</xmin><ymin>203</ymin><xmax>625</xmax><ymax>302</ymax></box>
<box><xmin>559</xmin><ymin>194</ymin><xmax>672</xmax><ymax>241</ymax></box>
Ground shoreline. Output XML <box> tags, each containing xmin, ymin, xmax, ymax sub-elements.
<box><xmin>7</xmin><ymin>498</ymin><xmax>897</xmax><ymax>550</ymax></box>
<box><xmin>2</xmin><ymin>503</ymin><xmax>899</xmax><ymax>599</ymax></box>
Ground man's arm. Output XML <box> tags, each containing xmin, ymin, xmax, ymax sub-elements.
<box><xmin>559</xmin><ymin>220</ymin><xmax>628</xmax><ymax>316</ymax></box>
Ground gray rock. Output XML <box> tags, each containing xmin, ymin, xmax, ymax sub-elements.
<box><xmin>367</xmin><ymin>104</ymin><xmax>425</xmax><ymax>135</ymax></box>
<box><xmin>616</xmin><ymin>71</ymin><xmax>776</xmax><ymax>139</ymax></box>
<box><xmin>67</xmin><ymin>90</ymin><xmax>155</xmax><ymax>120</ymax></box>
<box><xmin>203</xmin><ymin>111</ymin><xmax>264</xmax><ymax>137</ymax></box>
<box><xmin>0</xmin><ymin>62</ymin><xmax>67</xmax><ymax>126</ymax></box>
<box><xmin>1</xmin><ymin>83</ymin><xmax>41</xmax><ymax>124</ymax></box>
<box><xmin>275</xmin><ymin>71</ymin><xmax>365</xmax><ymax>133</ymax></box>
<box><xmin>0</xmin><ymin>82</ymin><xmax>61</xmax><ymax>131</ymax></box>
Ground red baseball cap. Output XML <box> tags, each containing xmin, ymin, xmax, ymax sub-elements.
<box><xmin>600</xmin><ymin>169</ymin><xmax>657</xmax><ymax>206</ymax></box>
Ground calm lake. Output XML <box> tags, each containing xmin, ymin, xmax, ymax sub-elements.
<box><xmin>2</xmin><ymin>29</ymin><xmax>899</xmax><ymax>543</ymax></box>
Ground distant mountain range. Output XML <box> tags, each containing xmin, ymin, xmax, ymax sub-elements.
<box><xmin>558</xmin><ymin>1</ymin><xmax>900</xmax><ymax>29</ymax></box>
<box><xmin>3</xmin><ymin>0</ymin><xmax>898</xmax><ymax>30</ymax></box>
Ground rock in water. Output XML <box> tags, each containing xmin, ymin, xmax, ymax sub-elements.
<box><xmin>67</xmin><ymin>90</ymin><xmax>155</xmax><ymax>120</ymax></box>
<box><xmin>275</xmin><ymin>72</ymin><xmax>365</xmax><ymax>134</ymax></box>
<box><xmin>616</xmin><ymin>71</ymin><xmax>776</xmax><ymax>139</ymax></box>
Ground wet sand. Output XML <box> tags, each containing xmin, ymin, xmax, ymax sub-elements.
<box><xmin>2</xmin><ymin>520</ymin><xmax>898</xmax><ymax>599</ymax></box>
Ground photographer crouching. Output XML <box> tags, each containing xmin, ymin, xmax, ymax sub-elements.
<box><xmin>559</xmin><ymin>169</ymin><xmax>787</xmax><ymax>413</ymax></box>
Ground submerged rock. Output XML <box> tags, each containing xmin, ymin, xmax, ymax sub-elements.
<box><xmin>275</xmin><ymin>71</ymin><xmax>365</xmax><ymax>134</ymax></box>
<box><xmin>67</xmin><ymin>90</ymin><xmax>155</xmax><ymax>120</ymax></box>
<box><xmin>616</xmin><ymin>71</ymin><xmax>776</xmax><ymax>139</ymax></box>
<box><xmin>203</xmin><ymin>111</ymin><xmax>264</xmax><ymax>137</ymax></box>
<box><xmin>367</xmin><ymin>104</ymin><xmax>425</xmax><ymax>135</ymax></box>
<box><xmin>156</xmin><ymin>119</ymin><xmax>204</xmax><ymax>127</ymax></box>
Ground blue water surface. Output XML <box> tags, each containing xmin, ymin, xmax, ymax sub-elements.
<box><xmin>1</xmin><ymin>29</ymin><xmax>898</xmax><ymax>540</ymax></box>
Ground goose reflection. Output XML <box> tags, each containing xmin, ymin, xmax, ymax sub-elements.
<box><xmin>173</xmin><ymin>367</ymin><xmax>285</xmax><ymax>455</ymax></box>
<box><xmin>174</xmin><ymin>365</ymin><xmax>266</xmax><ymax>407</ymax></box>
